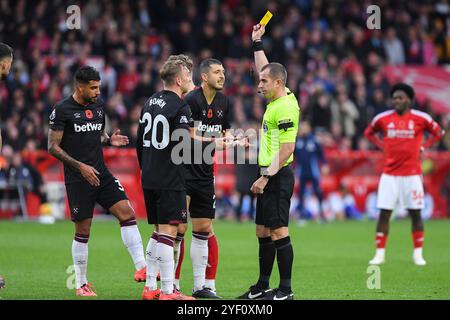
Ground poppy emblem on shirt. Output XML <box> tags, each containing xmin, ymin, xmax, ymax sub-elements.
<box><xmin>207</xmin><ymin>109</ymin><xmax>213</xmax><ymax>119</ymax></box>
<box><xmin>85</xmin><ymin>110</ymin><xmax>93</xmax><ymax>119</ymax></box>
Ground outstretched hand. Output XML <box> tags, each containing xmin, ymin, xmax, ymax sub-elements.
<box><xmin>110</xmin><ymin>129</ymin><xmax>129</xmax><ymax>147</ymax></box>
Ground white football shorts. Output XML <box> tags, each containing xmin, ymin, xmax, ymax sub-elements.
<box><xmin>376</xmin><ymin>174</ymin><xmax>425</xmax><ymax>210</ymax></box>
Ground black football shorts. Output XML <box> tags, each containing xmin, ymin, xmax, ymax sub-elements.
<box><xmin>185</xmin><ymin>179</ymin><xmax>215</xmax><ymax>219</ymax></box>
<box><xmin>143</xmin><ymin>189</ymin><xmax>188</xmax><ymax>225</ymax></box>
<box><xmin>256</xmin><ymin>166</ymin><xmax>294</xmax><ymax>228</ymax></box>
<box><xmin>65</xmin><ymin>171</ymin><xmax>129</xmax><ymax>221</ymax></box>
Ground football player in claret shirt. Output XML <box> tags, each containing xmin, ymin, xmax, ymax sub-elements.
<box><xmin>48</xmin><ymin>66</ymin><xmax>146</xmax><ymax>297</ymax></box>
<box><xmin>137</xmin><ymin>58</ymin><xmax>195</xmax><ymax>300</ymax></box>
<box><xmin>162</xmin><ymin>55</ymin><xmax>245</xmax><ymax>298</ymax></box>
<box><xmin>182</xmin><ymin>58</ymin><xmax>235</xmax><ymax>299</ymax></box>
<box><xmin>364</xmin><ymin>83</ymin><xmax>444</xmax><ymax>266</ymax></box>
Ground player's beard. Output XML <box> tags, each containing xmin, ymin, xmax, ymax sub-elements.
<box><xmin>85</xmin><ymin>95</ymin><xmax>98</xmax><ymax>104</ymax></box>
<box><xmin>213</xmin><ymin>82</ymin><xmax>224</xmax><ymax>91</ymax></box>
<box><xmin>0</xmin><ymin>72</ymin><xmax>6</xmax><ymax>81</ymax></box>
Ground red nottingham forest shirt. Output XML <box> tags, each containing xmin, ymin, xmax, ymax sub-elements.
<box><xmin>364</xmin><ymin>109</ymin><xmax>444</xmax><ymax>176</ymax></box>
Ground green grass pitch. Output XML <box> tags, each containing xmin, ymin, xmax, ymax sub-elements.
<box><xmin>0</xmin><ymin>219</ymin><xmax>449</xmax><ymax>300</ymax></box>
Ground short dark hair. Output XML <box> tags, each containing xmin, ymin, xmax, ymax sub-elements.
<box><xmin>160</xmin><ymin>59</ymin><xmax>184</xmax><ymax>85</ymax></box>
<box><xmin>0</xmin><ymin>42</ymin><xmax>13</xmax><ymax>60</ymax></box>
<box><xmin>74</xmin><ymin>66</ymin><xmax>101</xmax><ymax>84</ymax></box>
<box><xmin>261</xmin><ymin>62</ymin><xmax>287</xmax><ymax>86</ymax></box>
<box><xmin>199</xmin><ymin>58</ymin><xmax>222</xmax><ymax>74</ymax></box>
<box><xmin>390</xmin><ymin>83</ymin><xmax>415</xmax><ymax>100</ymax></box>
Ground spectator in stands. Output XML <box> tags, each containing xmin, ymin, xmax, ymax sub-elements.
<box><xmin>294</xmin><ymin>121</ymin><xmax>329</xmax><ymax>222</ymax></box>
<box><xmin>383</xmin><ymin>27</ymin><xmax>406</xmax><ymax>65</ymax></box>
<box><xmin>0</xmin><ymin>147</ymin><xmax>51</xmax><ymax>218</ymax></box>
<box><xmin>309</xmin><ymin>92</ymin><xmax>332</xmax><ymax>131</ymax></box>
<box><xmin>0</xmin><ymin>0</ymin><xmax>447</xmax><ymax>187</ymax></box>
<box><xmin>330</xmin><ymin>91</ymin><xmax>360</xmax><ymax>140</ymax></box>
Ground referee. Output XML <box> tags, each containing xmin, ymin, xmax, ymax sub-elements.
<box><xmin>238</xmin><ymin>24</ymin><xmax>299</xmax><ymax>300</ymax></box>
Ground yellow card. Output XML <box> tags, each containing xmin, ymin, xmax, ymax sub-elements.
<box><xmin>259</xmin><ymin>10</ymin><xmax>273</xmax><ymax>26</ymax></box>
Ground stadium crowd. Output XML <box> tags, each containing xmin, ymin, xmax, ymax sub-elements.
<box><xmin>1</xmin><ymin>0</ymin><xmax>450</xmax><ymax>154</ymax></box>
<box><xmin>1</xmin><ymin>0</ymin><xmax>450</xmax><ymax>220</ymax></box>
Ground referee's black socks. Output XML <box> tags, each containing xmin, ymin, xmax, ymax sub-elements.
<box><xmin>256</xmin><ymin>236</ymin><xmax>275</xmax><ymax>289</ymax></box>
<box><xmin>274</xmin><ymin>236</ymin><xmax>294</xmax><ymax>293</ymax></box>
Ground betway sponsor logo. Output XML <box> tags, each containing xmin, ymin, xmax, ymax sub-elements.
<box><xmin>197</xmin><ymin>121</ymin><xmax>222</xmax><ymax>133</ymax></box>
<box><xmin>74</xmin><ymin>123</ymin><xmax>103</xmax><ymax>132</ymax></box>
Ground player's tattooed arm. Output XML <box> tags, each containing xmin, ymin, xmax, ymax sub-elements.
<box><xmin>48</xmin><ymin>129</ymin><xmax>82</xmax><ymax>170</ymax></box>
<box><xmin>48</xmin><ymin>129</ymin><xmax>100</xmax><ymax>186</ymax></box>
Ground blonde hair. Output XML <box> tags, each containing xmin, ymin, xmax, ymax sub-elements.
<box><xmin>160</xmin><ymin>59</ymin><xmax>185</xmax><ymax>85</ymax></box>
<box><xmin>167</xmin><ymin>54</ymin><xmax>193</xmax><ymax>72</ymax></box>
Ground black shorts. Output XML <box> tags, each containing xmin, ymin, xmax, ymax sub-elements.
<box><xmin>185</xmin><ymin>179</ymin><xmax>215</xmax><ymax>219</ymax></box>
<box><xmin>256</xmin><ymin>166</ymin><xmax>294</xmax><ymax>228</ymax></box>
<box><xmin>65</xmin><ymin>172</ymin><xmax>128</xmax><ymax>221</ymax></box>
<box><xmin>143</xmin><ymin>189</ymin><xmax>187</xmax><ymax>225</ymax></box>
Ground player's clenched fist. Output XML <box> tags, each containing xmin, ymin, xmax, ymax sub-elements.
<box><xmin>79</xmin><ymin>163</ymin><xmax>100</xmax><ymax>186</ymax></box>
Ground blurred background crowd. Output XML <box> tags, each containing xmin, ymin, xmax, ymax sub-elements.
<box><xmin>1</xmin><ymin>0</ymin><xmax>450</xmax><ymax>221</ymax></box>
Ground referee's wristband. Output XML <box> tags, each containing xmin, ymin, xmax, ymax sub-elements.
<box><xmin>252</xmin><ymin>40</ymin><xmax>263</xmax><ymax>52</ymax></box>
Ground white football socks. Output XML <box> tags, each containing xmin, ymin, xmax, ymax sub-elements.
<box><xmin>120</xmin><ymin>221</ymin><xmax>146</xmax><ymax>270</ymax></box>
<box><xmin>156</xmin><ymin>234</ymin><xmax>175</xmax><ymax>294</ymax></box>
<box><xmin>191</xmin><ymin>232</ymin><xmax>209</xmax><ymax>292</ymax></box>
<box><xmin>72</xmin><ymin>235</ymin><xmax>89</xmax><ymax>289</ymax></box>
<box><xmin>145</xmin><ymin>232</ymin><xmax>159</xmax><ymax>290</ymax></box>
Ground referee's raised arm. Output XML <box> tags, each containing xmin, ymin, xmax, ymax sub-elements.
<box><xmin>252</xmin><ymin>24</ymin><xmax>269</xmax><ymax>75</ymax></box>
